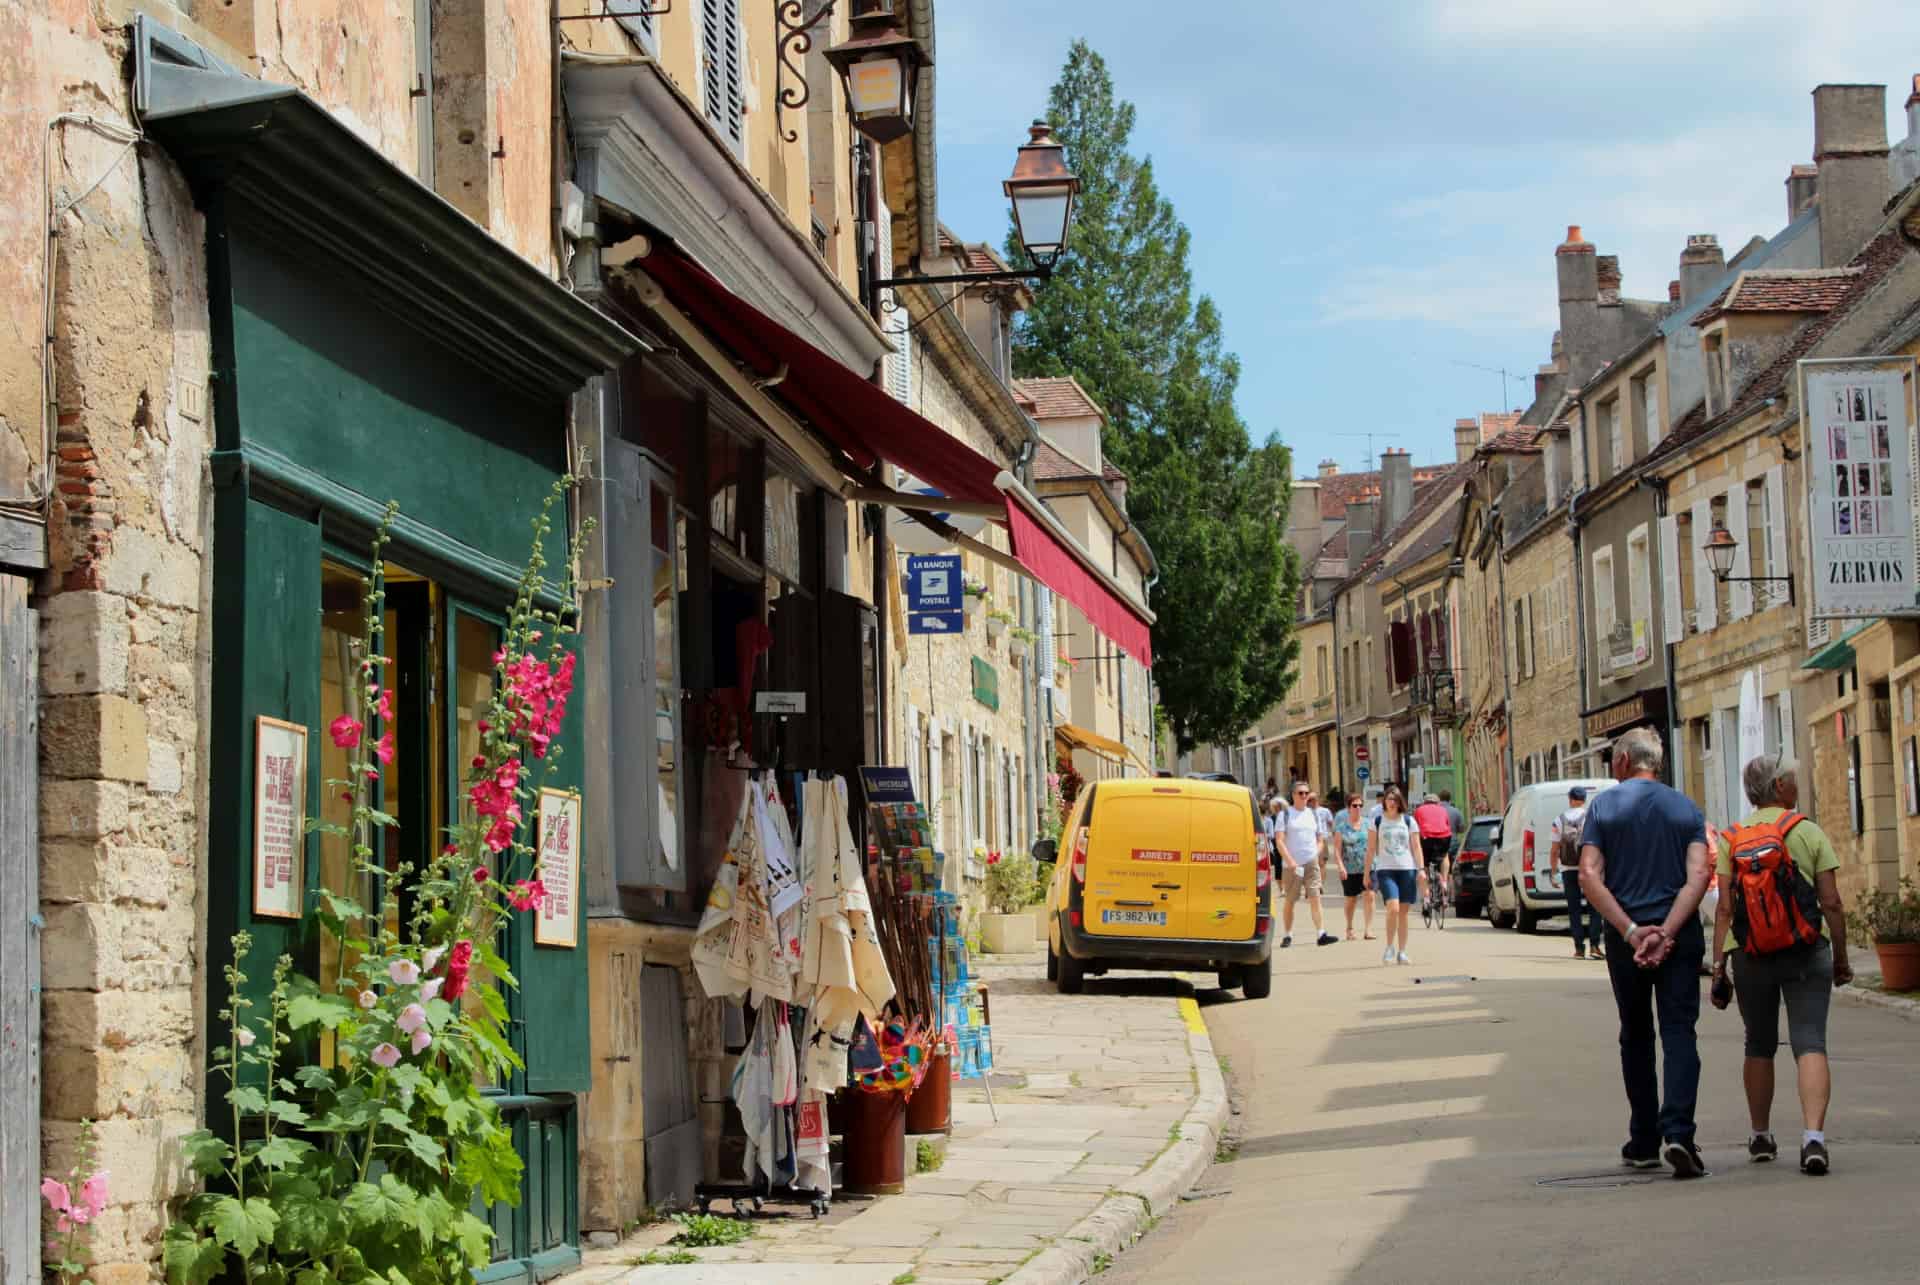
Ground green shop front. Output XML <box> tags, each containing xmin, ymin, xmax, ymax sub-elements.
<box><xmin>137</xmin><ymin>22</ymin><xmax>642</xmax><ymax>1279</ymax></box>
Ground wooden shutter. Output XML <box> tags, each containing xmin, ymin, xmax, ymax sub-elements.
<box><xmin>701</xmin><ymin>0</ymin><xmax>744</xmax><ymax>153</ymax></box>
<box><xmin>1389</xmin><ymin>620</ymin><xmax>1414</xmax><ymax>687</ymax></box>
<box><xmin>1691</xmin><ymin>499</ymin><xmax>1717</xmax><ymax>633</ymax></box>
<box><xmin>887</xmin><ymin>305</ymin><xmax>913</xmax><ymax>404</ymax></box>
<box><xmin>1726</xmin><ymin>486</ymin><xmax>1752</xmax><ymax>620</ymax></box>
<box><xmin>1765</xmin><ymin>465</ymin><xmax>1789</xmax><ymax>604</ymax></box>
<box><xmin>1660</xmin><ymin>514</ymin><xmax>1684</xmax><ymax>644</ymax></box>
<box><xmin>1778</xmin><ymin>686</ymin><xmax>1796</xmax><ymax>762</ymax></box>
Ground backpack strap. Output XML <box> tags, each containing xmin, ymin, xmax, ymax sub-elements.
<box><xmin>1775</xmin><ymin>811</ymin><xmax>1807</xmax><ymax>840</ymax></box>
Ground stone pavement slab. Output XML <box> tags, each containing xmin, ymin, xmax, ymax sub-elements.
<box><xmin>580</xmin><ymin>956</ymin><xmax>1227</xmax><ymax>1285</ymax></box>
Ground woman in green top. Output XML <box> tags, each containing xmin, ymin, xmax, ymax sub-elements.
<box><xmin>1709</xmin><ymin>754</ymin><xmax>1852</xmax><ymax>1177</ymax></box>
<box><xmin>1331</xmin><ymin>796</ymin><xmax>1374</xmax><ymax>940</ymax></box>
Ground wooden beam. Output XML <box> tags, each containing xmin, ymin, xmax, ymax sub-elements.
<box><xmin>0</xmin><ymin>510</ymin><xmax>46</xmax><ymax>573</ymax></box>
<box><xmin>0</xmin><ymin>573</ymin><xmax>40</xmax><ymax>1278</ymax></box>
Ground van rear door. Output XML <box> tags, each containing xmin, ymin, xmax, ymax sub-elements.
<box><xmin>1084</xmin><ymin>788</ymin><xmax>1190</xmax><ymax>938</ymax></box>
<box><xmin>1186</xmin><ymin>792</ymin><xmax>1257</xmax><ymax>940</ymax></box>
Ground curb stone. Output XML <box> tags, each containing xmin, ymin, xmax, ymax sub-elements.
<box><xmin>998</xmin><ymin>997</ymin><xmax>1229</xmax><ymax>1285</ymax></box>
<box><xmin>1835</xmin><ymin>983</ymin><xmax>1920</xmax><ymax>1021</ymax></box>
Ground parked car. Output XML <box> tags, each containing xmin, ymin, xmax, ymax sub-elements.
<box><xmin>1188</xmin><ymin>771</ymin><xmax>1239</xmax><ymax>784</ymax></box>
<box><xmin>1487</xmin><ymin>778</ymin><xmax>1615</xmax><ymax>933</ymax></box>
<box><xmin>1046</xmin><ymin>778</ymin><xmax>1273</xmax><ymax>998</ymax></box>
<box><xmin>1453</xmin><ymin>815</ymin><xmax>1501</xmax><ymax>919</ymax></box>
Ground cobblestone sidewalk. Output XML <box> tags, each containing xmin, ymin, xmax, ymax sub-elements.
<box><xmin>574</xmin><ymin>958</ymin><xmax>1227</xmax><ymax>1285</ymax></box>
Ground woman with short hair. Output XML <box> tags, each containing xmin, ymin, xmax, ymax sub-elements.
<box><xmin>1331</xmin><ymin>794</ymin><xmax>1375</xmax><ymax>941</ymax></box>
<box><xmin>1366</xmin><ymin>787</ymin><xmax>1419</xmax><ymax>966</ymax></box>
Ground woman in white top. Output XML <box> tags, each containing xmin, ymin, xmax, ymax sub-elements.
<box><xmin>1366</xmin><ymin>786</ymin><xmax>1420</xmax><ymax>966</ymax></box>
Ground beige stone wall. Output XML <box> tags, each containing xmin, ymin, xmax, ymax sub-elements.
<box><xmin>1504</xmin><ymin>523</ymin><xmax>1583</xmax><ymax>780</ymax></box>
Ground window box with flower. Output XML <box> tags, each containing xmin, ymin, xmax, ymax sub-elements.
<box><xmin>1008</xmin><ymin>625</ymin><xmax>1037</xmax><ymax>660</ymax></box>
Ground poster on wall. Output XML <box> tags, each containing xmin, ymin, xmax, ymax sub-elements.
<box><xmin>1800</xmin><ymin>357</ymin><xmax>1920</xmax><ymax>619</ymax></box>
<box><xmin>252</xmin><ymin>716</ymin><xmax>308</xmax><ymax>920</ymax></box>
<box><xmin>535</xmin><ymin>787</ymin><xmax>581</xmax><ymax>948</ymax></box>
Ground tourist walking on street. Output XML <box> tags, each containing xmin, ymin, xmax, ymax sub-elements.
<box><xmin>1332</xmin><ymin>794</ymin><xmax>1375</xmax><ymax>940</ymax></box>
<box><xmin>1366</xmin><ymin>787</ymin><xmax>1419</xmax><ymax>965</ymax></box>
<box><xmin>1577</xmin><ymin>728</ymin><xmax>1713</xmax><ymax>1179</ymax></box>
<box><xmin>1555</xmin><ymin>786</ymin><xmax>1601</xmax><ymax>959</ymax></box>
<box><xmin>1278</xmin><ymin>782</ymin><xmax>1337</xmax><ymax>948</ymax></box>
<box><xmin>1710</xmin><ymin>754</ymin><xmax>1853</xmax><ymax>1176</ymax></box>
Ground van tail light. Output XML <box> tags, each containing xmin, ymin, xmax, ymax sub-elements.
<box><xmin>1521</xmin><ymin>828</ymin><xmax>1536</xmax><ymax>874</ymax></box>
<box><xmin>1256</xmin><ymin>843</ymin><xmax>1272</xmax><ymax>891</ymax></box>
<box><xmin>1071</xmin><ymin>826</ymin><xmax>1090</xmax><ymax>884</ymax></box>
<box><xmin>1256</xmin><ymin>914</ymin><xmax>1271</xmax><ymax>938</ymax></box>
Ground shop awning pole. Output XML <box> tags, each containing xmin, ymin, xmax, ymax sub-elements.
<box><xmin>844</xmin><ymin>486</ymin><xmax>1007</xmax><ymax>519</ymax></box>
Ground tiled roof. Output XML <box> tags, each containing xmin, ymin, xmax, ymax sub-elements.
<box><xmin>1031</xmin><ymin>440</ymin><xmax>1100</xmax><ymax>481</ymax></box>
<box><xmin>1102</xmin><ymin>460</ymin><xmax>1128</xmax><ymax>483</ymax></box>
<box><xmin>936</xmin><ymin>229</ymin><xmax>1009</xmax><ymax>278</ymax></box>
<box><xmin>1482</xmin><ymin>428</ymin><xmax>1541</xmax><ymax>453</ymax></box>
<box><xmin>1694</xmin><ymin>268</ymin><xmax>1863</xmax><ymax>324</ymax></box>
<box><xmin>1380</xmin><ymin>494</ymin><xmax>1466</xmax><ymax>578</ymax></box>
<box><xmin>1335</xmin><ymin>463</ymin><xmax>1473</xmax><ymax>591</ymax></box>
<box><xmin>1310</xmin><ymin>464</ymin><xmax>1454</xmax><ymax>520</ymax></box>
<box><xmin>1013</xmin><ymin>376</ymin><xmax>1106</xmax><ymax>422</ymax></box>
<box><xmin>1644</xmin><ymin>229</ymin><xmax>1912</xmax><ymax>470</ymax></box>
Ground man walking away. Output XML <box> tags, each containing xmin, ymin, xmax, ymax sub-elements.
<box><xmin>1278</xmin><ymin>782</ymin><xmax>1338</xmax><ymax>948</ymax></box>
<box><xmin>1710</xmin><ymin>755</ymin><xmax>1853</xmax><ymax>1176</ymax></box>
<box><xmin>1578</xmin><ymin>728</ymin><xmax>1712</xmax><ymax>1179</ymax></box>
<box><xmin>1555</xmin><ymin>787</ymin><xmax>1601</xmax><ymax>960</ymax></box>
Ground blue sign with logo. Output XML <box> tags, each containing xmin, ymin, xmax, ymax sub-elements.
<box><xmin>905</xmin><ymin>555</ymin><xmax>962</xmax><ymax>612</ymax></box>
<box><xmin>859</xmin><ymin>766</ymin><xmax>917</xmax><ymax>804</ymax></box>
<box><xmin>908</xmin><ymin>610</ymin><xmax>966</xmax><ymax>636</ymax></box>
<box><xmin>1355</xmin><ymin>764</ymin><xmax>1371</xmax><ymax>783</ymax></box>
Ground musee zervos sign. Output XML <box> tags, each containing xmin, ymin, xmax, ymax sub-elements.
<box><xmin>1800</xmin><ymin>356</ymin><xmax>1920</xmax><ymax>619</ymax></box>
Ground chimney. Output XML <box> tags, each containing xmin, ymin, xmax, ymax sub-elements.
<box><xmin>1287</xmin><ymin>480</ymin><xmax>1323</xmax><ymax>568</ymax></box>
<box><xmin>1812</xmin><ymin>84</ymin><xmax>1891</xmax><ymax>268</ymax></box>
<box><xmin>1786</xmin><ymin>163</ymin><xmax>1819</xmax><ymax>220</ymax></box>
<box><xmin>1556</xmin><ymin>225</ymin><xmax>1598</xmax><ymax>304</ymax></box>
<box><xmin>1454</xmin><ymin>418</ymin><xmax>1480</xmax><ymax>463</ymax></box>
<box><xmin>1344</xmin><ymin>497</ymin><xmax>1376</xmax><ymax>563</ymax></box>
<box><xmin>1678</xmin><ymin>234</ymin><xmax>1726</xmax><ymax>307</ymax></box>
<box><xmin>1895</xmin><ymin>75</ymin><xmax>1920</xmax><ymax>190</ymax></box>
<box><xmin>1595</xmin><ymin>254</ymin><xmax>1623</xmax><ymax>305</ymax></box>
<box><xmin>1380</xmin><ymin>449</ymin><xmax>1413</xmax><ymax>528</ymax></box>
<box><xmin>1668</xmin><ymin>279</ymin><xmax>1682</xmax><ymax>302</ymax></box>
<box><xmin>1318</xmin><ymin>458</ymin><xmax>1340</xmax><ymax>478</ymax></box>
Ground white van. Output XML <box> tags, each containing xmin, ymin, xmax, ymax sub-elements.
<box><xmin>1487</xmin><ymin>778</ymin><xmax>1615</xmax><ymax>932</ymax></box>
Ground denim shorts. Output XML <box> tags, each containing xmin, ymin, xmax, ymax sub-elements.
<box><xmin>1732</xmin><ymin>938</ymin><xmax>1833</xmax><ymax>1058</ymax></box>
<box><xmin>1374</xmin><ymin>868</ymin><xmax>1418</xmax><ymax>904</ymax></box>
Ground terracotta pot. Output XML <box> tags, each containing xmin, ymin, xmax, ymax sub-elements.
<box><xmin>1875</xmin><ymin>940</ymin><xmax>1920</xmax><ymax>992</ymax></box>
<box><xmin>904</xmin><ymin>1049</ymin><xmax>952</xmax><ymax>1134</ymax></box>
<box><xmin>842</xmin><ymin>1089</ymin><xmax>908</xmax><ymax>1195</ymax></box>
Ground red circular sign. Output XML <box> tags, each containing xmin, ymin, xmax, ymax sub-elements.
<box><xmin>1354</xmin><ymin>747</ymin><xmax>1371</xmax><ymax>761</ymax></box>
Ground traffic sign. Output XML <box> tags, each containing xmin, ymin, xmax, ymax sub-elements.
<box><xmin>908</xmin><ymin>610</ymin><xmax>966</xmax><ymax>636</ymax></box>
<box><xmin>1355</xmin><ymin>765</ymin><xmax>1371</xmax><ymax>783</ymax></box>
<box><xmin>905</xmin><ymin>555</ymin><xmax>962</xmax><ymax>612</ymax></box>
<box><xmin>1354</xmin><ymin>746</ymin><xmax>1370</xmax><ymax>762</ymax></box>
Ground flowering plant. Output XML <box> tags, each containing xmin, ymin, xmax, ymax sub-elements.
<box><xmin>43</xmin><ymin>1118</ymin><xmax>107</xmax><ymax>1282</ymax></box>
<box><xmin>984</xmin><ymin>848</ymin><xmax>1044</xmax><ymax>914</ymax></box>
<box><xmin>1039</xmin><ymin>772</ymin><xmax>1067</xmax><ymax>844</ymax></box>
<box><xmin>164</xmin><ymin>484</ymin><xmax>587</xmax><ymax>1282</ymax></box>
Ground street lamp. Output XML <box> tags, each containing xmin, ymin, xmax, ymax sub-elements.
<box><xmin>869</xmin><ymin>121</ymin><xmax>1080</xmax><ymax>310</ymax></box>
<box><xmin>821</xmin><ymin>1</ymin><xmax>925</xmax><ymax>145</ymax></box>
<box><xmin>1702</xmin><ymin>521</ymin><xmax>1794</xmax><ymax>604</ymax></box>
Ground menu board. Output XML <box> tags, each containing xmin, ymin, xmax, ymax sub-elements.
<box><xmin>535</xmin><ymin>787</ymin><xmax>581</xmax><ymax>948</ymax></box>
<box><xmin>252</xmin><ymin>716</ymin><xmax>308</xmax><ymax>920</ymax></box>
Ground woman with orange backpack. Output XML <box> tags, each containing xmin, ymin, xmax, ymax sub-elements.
<box><xmin>1709</xmin><ymin>754</ymin><xmax>1853</xmax><ymax>1177</ymax></box>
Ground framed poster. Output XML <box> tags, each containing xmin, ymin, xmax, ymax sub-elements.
<box><xmin>1799</xmin><ymin>356</ymin><xmax>1920</xmax><ymax>619</ymax></box>
<box><xmin>535</xmin><ymin>787</ymin><xmax>581</xmax><ymax>948</ymax></box>
<box><xmin>252</xmin><ymin>716</ymin><xmax>308</xmax><ymax>920</ymax></box>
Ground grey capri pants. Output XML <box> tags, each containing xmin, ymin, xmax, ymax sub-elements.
<box><xmin>1731</xmin><ymin>938</ymin><xmax>1834</xmax><ymax>1059</ymax></box>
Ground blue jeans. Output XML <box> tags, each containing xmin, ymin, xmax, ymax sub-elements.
<box><xmin>1563</xmin><ymin>870</ymin><xmax>1602</xmax><ymax>951</ymax></box>
<box><xmin>1603</xmin><ymin>917</ymin><xmax>1704</xmax><ymax>1150</ymax></box>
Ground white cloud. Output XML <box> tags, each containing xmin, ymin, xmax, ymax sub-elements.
<box><xmin>1318</xmin><ymin>259</ymin><xmax>1558</xmax><ymax>329</ymax></box>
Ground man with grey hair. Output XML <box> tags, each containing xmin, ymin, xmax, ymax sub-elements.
<box><xmin>1710</xmin><ymin>753</ymin><xmax>1851</xmax><ymax>1176</ymax></box>
<box><xmin>1578</xmin><ymin>727</ymin><xmax>1713</xmax><ymax>1178</ymax></box>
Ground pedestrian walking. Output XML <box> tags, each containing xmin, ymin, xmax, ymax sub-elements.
<box><xmin>1554</xmin><ymin>787</ymin><xmax>1601</xmax><ymax>960</ymax></box>
<box><xmin>1277</xmin><ymin>782</ymin><xmax>1338</xmax><ymax>948</ymax></box>
<box><xmin>1576</xmin><ymin>728</ymin><xmax>1713</xmax><ymax>1178</ymax></box>
<box><xmin>1331</xmin><ymin>794</ymin><xmax>1375</xmax><ymax>940</ymax></box>
<box><xmin>1413</xmin><ymin>792</ymin><xmax>1453</xmax><ymax>908</ymax></box>
<box><xmin>1710</xmin><ymin>754</ymin><xmax>1853</xmax><ymax>1176</ymax></box>
<box><xmin>1365</xmin><ymin>787</ymin><xmax>1420</xmax><ymax>965</ymax></box>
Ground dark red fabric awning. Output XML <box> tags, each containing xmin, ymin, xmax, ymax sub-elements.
<box><xmin>632</xmin><ymin>239</ymin><xmax>1153</xmax><ymax>666</ymax></box>
<box><xmin>1006</xmin><ymin>498</ymin><xmax>1152</xmax><ymax>665</ymax></box>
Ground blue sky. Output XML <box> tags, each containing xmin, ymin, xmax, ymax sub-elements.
<box><xmin>931</xmin><ymin>1</ymin><xmax>1920</xmax><ymax>475</ymax></box>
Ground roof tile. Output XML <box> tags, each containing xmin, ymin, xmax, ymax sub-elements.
<box><xmin>1013</xmin><ymin>376</ymin><xmax>1107</xmax><ymax>422</ymax></box>
<box><xmin>1694</xmin><ymin>268</ymin><xmax>1863</xmax><ymax>325</ymax></box>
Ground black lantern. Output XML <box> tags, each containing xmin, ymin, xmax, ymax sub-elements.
<box><xmin>1703</xmin><ymin>521</ymin><xmax>1738</xmax><ymax>579</ymax></box>
<box><xmin>1004</xmin><ymin>121</ymin><xmax>1080</xmax><ymax>272</ymax></box>
<box><xmin>823</xmin><ymin>2</ymin><xmax>926</xmax><ymax>145</ymax></box>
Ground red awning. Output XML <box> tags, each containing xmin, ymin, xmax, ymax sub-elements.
<box><xmin>1005</xmin><ymin>496</ymin><xmax>1152</xmax><ymax>665</ymax></box>
<box><xmin>628</xmin><ymin>239</ymin><xmax>1154</xmax><ymax>666</ymax></box>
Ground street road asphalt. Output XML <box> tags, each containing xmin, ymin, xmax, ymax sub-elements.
<box><xmin>1104</xmin><ymin>897</ymin><xmax>1920</xmax><ymax>1285</ymax></box>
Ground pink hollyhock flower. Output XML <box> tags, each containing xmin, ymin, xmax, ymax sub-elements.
<box><xmin>420</xmin><ymin>976</ymin><xmax>444</xmax><ymax>1004</ymax></box>
<box><xmin>41</xmin><ymin>1178</ymin><xmax>70</xmax><ymax>1223</ymax></box>
<box><xmin>77</xmin><ymin>1173</ymin><xmax>108</xmax><ymax>1222</ymax></box>
<box><xmin>483</xmin><ymin>816</ymin><xmax>517</xmax><ymax>853</ymax></box>
<box><xmin>235</xmin><ymin>1026</ymin><xmax>256</xmax><ymax>1048</ymax></box>
<box><xmin>340</xmin><ymin>790</ymin><xmax>354</xmax><ymax>804</ymax></box>
<box><xmin>396</xmin><ymin>1003</ymin><xmax>427</xmax><ymax>1035</ymax></box>
<box><xmin>375</xmin><ymin>686</ymin><xmax>393</xmax><ymax>721</ymax></box>
<box><xmin>388</xmin><ymin>958</ymin><xmax>420</xmax><ymax>986</ymax></box>
<box><xmin>370</xmin><ymin>1042</ymin><xmax>402</xmax><ymax>1069</ymax></box>
<box><xmin>329</xmin><ymin>715</ymin><xmax>363</xmax><ymax>749</ymax></box>
<box><xmin>472</xmin><ymin>867</ymin><xmax>490</xmax><ymax>884</ymax></box>
<box><xmin>374</xmin><ymin>731</ymin><xmax>395</xmax><ymax>765</ymax></box>
<box><xmin>507</xmin><ymin>878</ymin><xmax>548</xmax><ymax>912</ymax></box>
<box><xmin>422</xmin><ymin>944</ymin><xmax>446</xmax><ymax>974</ymax></box>
<box><xmin>442</xmin><ymin>940</ymin><xmax>475</xmax><ymax>1002</ymax></box>
<box><xmin>409</xmin><ymin>1027</ymin><xmax>433</xmax><ymax>1056</ymax></box>
<box><xmin>358</xmin><ymin>990</ymin><xmax>377</xmax><ymax>1010</ymax></box>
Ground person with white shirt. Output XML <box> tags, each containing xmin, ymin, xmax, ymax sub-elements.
<box><xmin>1277</xmin><ymin>782</ymin><xmax>1338</xmax><ymax>948</ymax></box>
<box><xmin>1366</xmin><ymin>786</ymin><xmax>1421</xmax><ymax>966</ymax></box>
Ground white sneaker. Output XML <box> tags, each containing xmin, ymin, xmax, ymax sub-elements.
<box><xmin>1396</xmin><ymin>950</ymin><xmax>1411</xmax><ymax>966</ymax></box>
<box><xmin>1382</xmin><ymin>945</ymin><xmax>1395</xmax><ymax>965</ymax></box>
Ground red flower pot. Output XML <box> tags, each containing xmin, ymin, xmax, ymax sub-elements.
<box><xmin>1874</xmin><ymin>941</ymin><xmax>1920</xmax><ymax>992</ymax></box>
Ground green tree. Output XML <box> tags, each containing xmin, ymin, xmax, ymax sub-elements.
<box><xmin>1011</xmin><ymin>42</ymin><xmax>1298</xmax><ymax>752</ymax></box>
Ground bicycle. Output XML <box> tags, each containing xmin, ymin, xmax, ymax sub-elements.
<box><xmin>1421</xmin><ymin>865</ymin><xmax>1449</xmax><ymax>929</ymax></box>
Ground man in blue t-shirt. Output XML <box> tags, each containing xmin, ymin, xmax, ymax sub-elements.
<box><xmin>1578</xmin><ymin>727</ymin><xmax>1713</xmax><ymax>1180</ymax></box>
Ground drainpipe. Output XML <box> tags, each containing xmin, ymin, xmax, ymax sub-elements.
<box><xmin>1492</xmin><ymin>501</ymin><xmax>1516</xmax><ymax>797</ymax></box>
<box><xmin>1642</xmin><ymin>474</ymin><xmax>1680</xmax><ymax>785</ymax></box>
<box><xmin>1330</xmin><ymin>587</ymin><xmax>1346</xmax><ymax>793</ymax></box>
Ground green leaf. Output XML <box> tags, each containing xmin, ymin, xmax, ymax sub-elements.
<box><xmin>365</xmin><ymin>807</ymin><xmax>399</xmax><ymax>827</ymax></box>
<box><xmin>402</xmin><ymin>1128</ymin><xmax>446</xmax><ymax>1169</ymax></box>
<box><xmin>477</xmin><ymin>945</ymin><xmax>515</xmax><ymax>989</ymax></box>
<box><xmin>453</xmin><ymin>1210</ymin><xmax>496</xmax><ymax>1265</ymax></box>
<box><xmin>246</xmin><ymin>1134</ymin><xmax>312</xmax><ymax>1171</ymax></box>
<box><xmin>178</xmin><ymin>1129</ymin><xmax>235</xmax><ymax>1179</ymax></box>
<box><xmin>273</xmin><ymin>1186</ymin><xmax>345</xmax><ymax>1256</ymax></box>
<box><xmin>453</xmin><ymin>1126</ymin><xmax>524</xmax><ymax>1206</ymax></box>
<box><xmin>162</xmin><ymin>1224</ymin><xmax>227</xmax><ymax>1285</ymax></box>
<box><xmin>295</xmin><ymin>1064</ymin><xmax>338</xmax><ymax>1092</ymax></box>
<box><xmin>266</xmin><ymin>1099</ymin><xmax>311</xmax><ymax>1127</ymax></box>
<box><xmin>206</xmin><ymin>1194</ymin><xmax>279</xmax><ymax>1257</ymax></box>
<box><xmin>227</xmin><ymin>1085</ymin><xmax>269</xmax><ymax>1114</ymax></box>
<box><xmin>343</xmin><ymin>1174</ymin><xmax>418</xmax><ymax>1232</ymax></box>
<box><xmin>287</xmin><ymin>990</ymin><xmax>355</xmax><ymax>1031</ymax></box>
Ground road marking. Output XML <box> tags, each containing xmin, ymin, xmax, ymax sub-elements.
<box><xmin>1178</xmin><ymin>996</ymin><xmax>1207</xmax><ymax>1033</ymax></box>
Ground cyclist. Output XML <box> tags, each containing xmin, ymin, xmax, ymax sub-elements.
<box><xmin>1413</xmin><ymin>792</ymin><xmax>1454</xmax><ymax>915</ymax></box>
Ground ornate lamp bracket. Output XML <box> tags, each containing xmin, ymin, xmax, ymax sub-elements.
<box><xmin>776</xmin><ymin>0</ymin><xmax>837</xmax><ymax>144</ymax></box>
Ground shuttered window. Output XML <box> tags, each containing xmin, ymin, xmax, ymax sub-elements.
<box><xmin>701</xmin><ymin>0</ymin><xmax>745</xmax><ymax>154</ymax></box>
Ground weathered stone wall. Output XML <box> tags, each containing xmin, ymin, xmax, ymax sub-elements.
<box><xmin>1505</xmin><ymin>520</ymin><xmax>1582</xmax><ymax>779</ymax></box>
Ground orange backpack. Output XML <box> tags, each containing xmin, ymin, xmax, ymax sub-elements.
<box><xmin>1723</xmin><ymin>811</ymin><xmax>1823</xmax><ymax>956</ymax></box>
